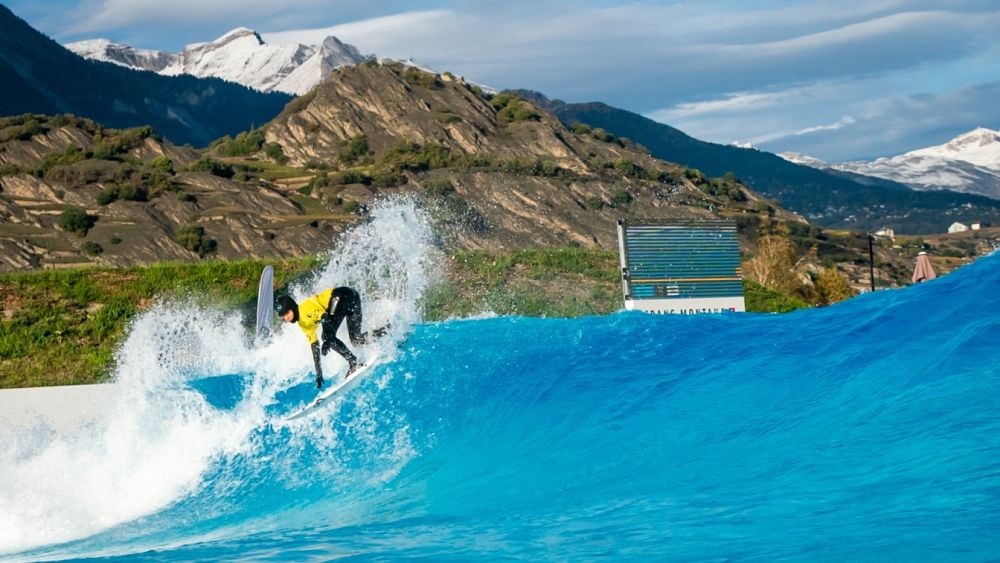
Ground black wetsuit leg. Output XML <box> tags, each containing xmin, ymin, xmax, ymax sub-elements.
<box><xmin>321</xmin><ymin>287</ymin><xmax>362</xmax><ymax>364</ymax></box>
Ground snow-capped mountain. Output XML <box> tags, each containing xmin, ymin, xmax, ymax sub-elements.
<box><xmin>66</xmin><ymin>28</ymin><xmax>370</xmax><ymax>95</ymax></box>
<box><xmin>67</xmin><ymin>38</ymin><xmax>176</xmax><ymax>72</ymax></box>
<box><xmin>780</xmin><ymin>127</ymin><xmax>1000</xmax><ymax>200</ymax></box>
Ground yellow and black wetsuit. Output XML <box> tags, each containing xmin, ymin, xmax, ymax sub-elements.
<box><xmin>298</xmin><ymin>287</ymin><xmax>365</xmax><ymax>382</ymax></box>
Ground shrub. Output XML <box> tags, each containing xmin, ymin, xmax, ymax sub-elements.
<box><xmin>92</xmin><ymin>125</ymin><xmax>158</xmax><ymax>160</ymax></box>
<box><xmin>57</xmin><ymin>207</ymin><xmax>96</xmax><ymax>237</ymax></box>
<box><xmin>81</xmin><ymin>241</ymin><xmax>103</xmax><ymax>256</ymax></box>
<box><xmin>704</xmin><ymin>179</ymin><xmax>747</xmax><ymax>203</ymax></box>
<box><xmin>614</xmin><ymin>158</ymin><xmax>644</xmax><ymax>177</ymax></box>
<box><xmin>381</xmin><ymin>141</ymin><xmax>453</xmax><ymax>171</ymax></box>
<box><xmin>540</xmin><ymin>160</ymin><xmax>559</xmax><ymax>177</ymax></box>
<box><xmin>403</xmin><ymin>67</ymin><xmax>443</xmax><ymax>88</ymax></box>
<box><xmin>490</xmin><ymin>93</ymin><xmax>542</xmax><ymax>123</ymax></box>
<box><xmin>586</xmin><ymin>196</ymin><xmax>605</xmax><ymax>210</ymax></box>
<box><xmin>176</xmin><ymin>191</ymin><xmax>196</xmax><ymax>203</ymax></box>
<box><xmin>145</xmin><ymin>170</ymin><xmax>175</xmax><ymax>197</ymax></box>
<box><xmin>683</xmin><ymin>168</ymin><xmax>706</xmax><ymax>184</ymax></box>
<box><xmin>644</xmin><ymin>168</ymin><xmax>671</xmax><ymax>183</ymax></box>
<box><xmin>34</xmin><ymin>145</ymin><xmax>87</xmax><ymax>177</ymax></box>
<box><xmin>610</xmin><ymin>188</ymin><xmax>633</xmax><ymax>208</ymax></box>
<box><xmin>331</xmin><ymin>170</ymin><xmax>371</xmax><ymax>185</ymax></box>
<box><xmin>424</xmin><ymin>178</ymin><xmax>455</xmax><ymax>197</ymax></box>
<box><xmin>47</xmin><ymin>114</ymin><xmax>85</xmax><ymax>129</ymax></box>
<box><xmin>264</xmin><ymin>142</ymin><xmax>288</xmax><ymax>164</ymax></box>
<box><xmin>370</xmin><ymin>166</ymin><xmax>406</xmax><ymax>188</ymax></box>
<box><xmin>570</xmin><ymin>123</ymin><xmax>591</xmax><ymax>135</ymax></box>
<box><xmin>590</xmin><ymin>128</ymin><xmax>615</xmax><ymax>143</ymax></box>
<box><xmin>754</xmin><ymin>199</ymin><xmax>775</xmax><ymax>215</ymax></box>
<box><xmin>188</xmin><ymin>157</ymin><xmax>234</xmax><ymax>178</ymax></box>
<box><xmin>175</xmin><ymin>225</ymin><xmax>217</xmax><ymax>257</ymax></box>
<box><xmin>497</xmin><ymin>101</ymin><xmax>542</xmax><ymax>123</ymax></box>
<box><xmin>815</xmin><ymin>267</ymin><xmax>855</xmax><ymax>305</ymax></box>
<box><xmin>218</xmin><ymin>129</ymin><xmax>265</xmax><ymax>156</ymax></box>
<box><xmin>110</xmin><ymin>237</ymin><xmax>123</xmax><ymax>245</ymax></box>
<box><xmin>343</xmin><ymin>201</ymin><xmax>362</xmax><ymax>214</ymax></box>
<box><xmin>338</xmin><ymin>135</ymin><xmax>369</xmax><ymax>164</ymax></box>
<box><xmin>96</xmin><ymin>183</ymin><xmax>147</xmax><ymax>205</ymax></box>
<box><xmin>16</xmin><ymin>119</ymin><xmax>44</xmax><ymax>140</ymax></box>
<box><xmin>150</xmin><ymin>155</ymin><xmax>174</xmax><ymax>173</ymax></box>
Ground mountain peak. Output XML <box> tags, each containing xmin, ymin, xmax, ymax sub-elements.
<box><xmin>213</xmin><ymin>27</ymin><xmax>264</xmax><ymax>46</ymax></box>
<box><xmin>781</xmin><ymin>127</ymin><xmax>1000</xmax><ymax>200</ymax></box>
<box><xmin>906</xmin><ymin>126</ymin><xmax>1000</xmax><ymax>170</ymax></box>
<box><xmin>66</xmin><ymin>28</ymin><xmax>367</xmax><ymax>95</ymax></box>
<box><xmin>947</xmin><ymin>127</ymin><xmax>1000</xmax><ymax>148</ymax></box>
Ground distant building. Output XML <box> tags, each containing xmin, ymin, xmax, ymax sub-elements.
<box><xmin>949</xmin><ymin>222</ymin><xmax>969</xmax><ymax>233</ymax></box>
<box><xmin>874</xmin><ymin>227</ymin><xmax>895</xmax><ymax>240</ymax></box>
<box><xmin>972</xmin><ymin>222</ymin><xmax>981</xmax><ymax>231</ymax></box>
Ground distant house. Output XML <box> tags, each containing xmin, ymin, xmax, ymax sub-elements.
<box><xmin>874</xmin><ymin>227</ymin><xmax>895</xmax><ymax>240</ymax></box>
<box><xmin>971</xmin><ymin>222</ymin><xmax>981</xmax><ymax>231</ymax></box>
<box><xmin>949</xmin><ymin>222</ymin><xmax>969</xmax><ymax>233</ymax></box>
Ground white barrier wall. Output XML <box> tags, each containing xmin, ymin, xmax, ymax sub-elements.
<box><xmin>0</xmin><ymin>383</ymin><xmax>119</xmax><ymax>434</ymax></box>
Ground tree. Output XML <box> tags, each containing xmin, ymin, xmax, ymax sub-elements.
<box><xmin>815</xmin><ymin>267</ymin><xmax>855</xmax><ymax>305</ymax></box>
<box><xmin>743</xmin><ymin>227</ymin><xmax>800</xmax><ymax>294</ymax></box>
<box><xmin>57</xmin><ymin>207</ymin><xmax>96</xmax><ymax>237</ymax></box>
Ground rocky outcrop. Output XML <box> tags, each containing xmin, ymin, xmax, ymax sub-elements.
<box><xmin>265</xmin><ymin>63</ymin><xmax>593</xmax><ymax>169</ymax></box>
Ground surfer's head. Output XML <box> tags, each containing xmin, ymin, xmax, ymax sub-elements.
<box><xmin>275</xmin><ymin>295</ymin><xmax>299</xmax><ymax>323</ymax></box>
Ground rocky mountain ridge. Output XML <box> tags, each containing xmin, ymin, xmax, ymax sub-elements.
<box><xmin>1</xmin><ymin>62</ymin><xmax>952</xmax><ymax>295</ymax></box>
<box><xmin>67</xmin><ymin>28</ymin><xmax>370</xmax><ymax>95</ymax></box>
<box><xmin>519</xmin><ymin>92</ymin><xmax>1000</xmax><ymax>234</ymax></box>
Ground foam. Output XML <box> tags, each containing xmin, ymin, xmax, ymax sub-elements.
<box><xmin>0</xmin><ymin>198</ymin><xmax>436</xmax><ymax>555</ymax></box>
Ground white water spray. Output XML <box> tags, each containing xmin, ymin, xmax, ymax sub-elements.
<box><xmin>0</xmin><ymin>198</ymin><xmax>439</xmax><ymax>556</ymax></box>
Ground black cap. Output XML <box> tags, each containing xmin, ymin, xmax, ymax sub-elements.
<box><xmin>275</xmin><ymin>295</ymin><xmax>299</xmax><ymax>322</ymax></box>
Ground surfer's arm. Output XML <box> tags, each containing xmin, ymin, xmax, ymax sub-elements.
<box><xmin>311</xmin><ymin>341</ymin><xmax>325</xmax><ymax>388</ymax></box>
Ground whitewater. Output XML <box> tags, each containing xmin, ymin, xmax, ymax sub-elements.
<box><xmin>2</xmin><ymin>200</ymin><xmax>998</xmax><ymax>560</ymax></box>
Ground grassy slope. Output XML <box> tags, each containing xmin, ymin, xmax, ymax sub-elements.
<box><xmin>0</xmin><ymin>258</ymin><xmax>320</xmax><ymax>388</ymax></box>
<box><xmin>1</xmin><ymin>249</ymin><xmax>809</xmax><ymax>388</ymax></box>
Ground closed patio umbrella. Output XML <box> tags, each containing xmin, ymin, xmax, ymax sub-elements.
<box><xmin>912</xmin><ymin>251</ymin><xmax>937</xmax><ymax>283</ymax></box>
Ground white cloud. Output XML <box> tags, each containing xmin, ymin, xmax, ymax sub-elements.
<box><xmin>262</xmin><ymin>10</ymin><xmax>455</xmax><ymax>48</ymax></box>
<box><xmin>792</xmin><ymin>116</ymin><xmax>858</xmax><ymax>136</ymax></box>
<box><xmin>654</xmin><ymin>92</ymin><xmax>790</xmax><ymax>119</ymax></box>
<box><xmin>27</xmin><ymin>0</ymin><xmax>1000</xmax><ymax>160</ymax></box>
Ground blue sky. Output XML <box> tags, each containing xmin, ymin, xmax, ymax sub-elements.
<box><xmin>7</xmin><ymin>0</ymin><xmax>1000</xmax><ymax>161</ymax></box>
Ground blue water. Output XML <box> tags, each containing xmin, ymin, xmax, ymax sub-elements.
<box><xmin>6</xmin><ymin>252</ymin><xmax>1000</xmax><ymax>561</ymax></box>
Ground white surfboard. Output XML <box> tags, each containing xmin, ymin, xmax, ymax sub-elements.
<box><xmin>284</xmin><ymin>353</ymin><xmax>382</xmax><ymax>421</ymax></box>
<box><xmin>255</xmin><ymin>265</ymin><xmax>274</xmax><ymax>345</ymax></box>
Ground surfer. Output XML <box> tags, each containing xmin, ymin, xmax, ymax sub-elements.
<box><xmin>275</xmin><ymin>287</ymin><xmax>387</xmax><ymax>389</ymax></box>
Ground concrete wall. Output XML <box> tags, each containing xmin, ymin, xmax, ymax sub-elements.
<box><xmin>0</xmin><ymin>383</ymin><xmax>119</xmax><ymax>434</ymax></box>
